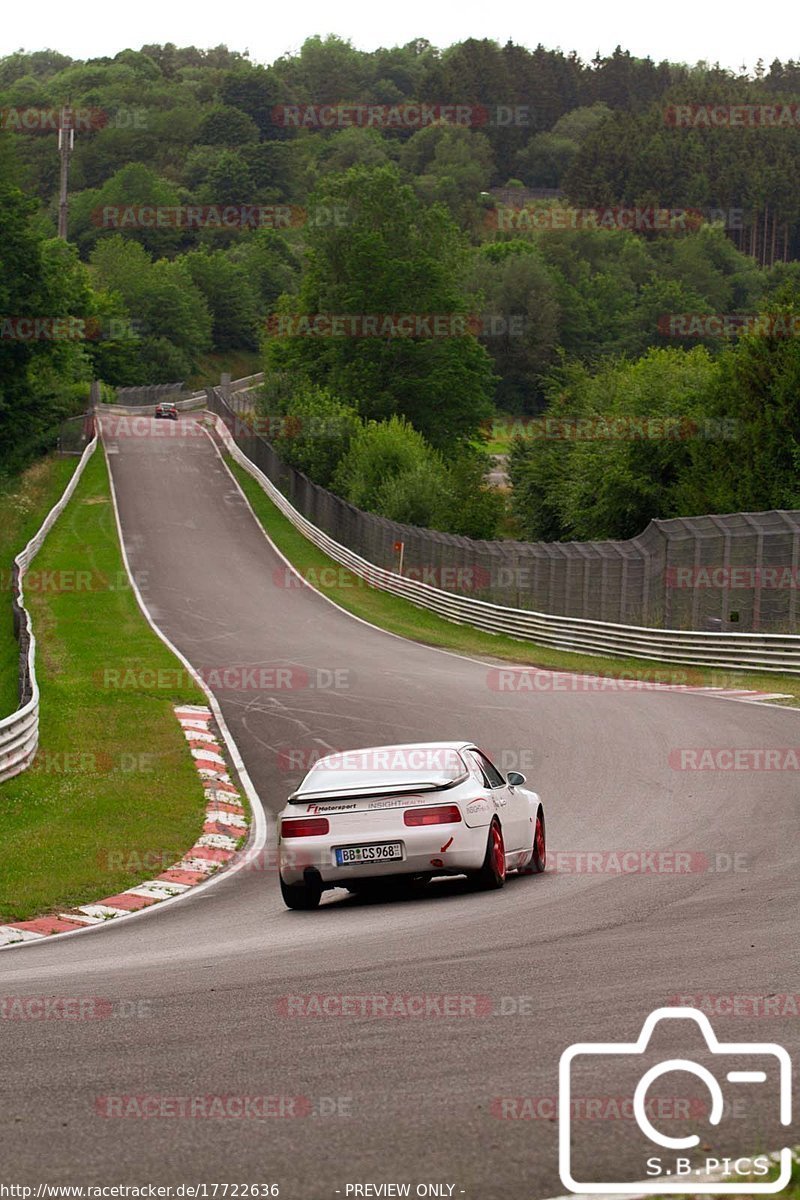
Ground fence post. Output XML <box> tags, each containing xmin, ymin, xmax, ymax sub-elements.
<box><xmin>777</xmin><ymin>511</ymin><xmax>800</xmax><ymax>630</ymax></box>
<box><xmin>639</xmin><ymin>537</ymin><xmax>650</xmax><ymax>626</ymax></box>
<box><xmin>691</xmin><ymin>530</ymin><xmax>702</xmax><ymax>630</ymax></box>
<box><xmin>741</xmin><ymin>514</ymin><xmax>763</xmax><ymax>631</ymax></box>
<box><xmin>708</xmin><ymin>516</ymin><xmax>731</xmax><ymax>629</ymax></box>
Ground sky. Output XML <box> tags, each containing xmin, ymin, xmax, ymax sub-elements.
<box><xmin>0</xmin><ymin>0</ymin><xmax>792</xmax><ymax>73</ymax></box>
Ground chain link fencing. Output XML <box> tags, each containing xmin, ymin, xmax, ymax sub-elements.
<box><xmin>207</xmin><ymin>387</ymin><xmax>800</xmax><ymax>635</ymax></box>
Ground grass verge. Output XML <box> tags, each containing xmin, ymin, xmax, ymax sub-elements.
<box><xmin>0</xmin><ymin>449</ymin><xmax>208</xmax><ymax>923</ymax></box>
<box><xmin>474</xmin><ymin>410</ymin><xmax>518</xmax><ymax>455</ymax></box>
<box><xmin>753</xmin><ymin>1151</ymin><xmax>799</xmax><ymax>1198</ymax></box>
<box><xmin>0</xmin><ymin>456</ymin><xmax>81</xmax><ymax>718</ymax></box>
<box><xmin>226</xmin><ymin>456</ymin><xmax>800</xmax><ymax>706</ymax></box>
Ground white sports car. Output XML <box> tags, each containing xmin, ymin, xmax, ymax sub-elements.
<box><xmin>278</xmin><ymin>741</ymin><xmax>546</xmax><ymax>910</ymax></box>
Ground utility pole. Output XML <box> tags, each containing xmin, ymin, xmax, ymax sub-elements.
<box><xmin>57</xmin><ymin>107</ymin><xmax>74</xmax><ymax>240</ymax></box>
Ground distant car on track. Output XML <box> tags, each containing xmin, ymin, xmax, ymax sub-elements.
<box><xmin>278</xmin><ymin>741</ymin><xmax>546</xmax><ymax>910</ymax></box>
<box><xmin>154</xmin><ymin>402</ymin><xmax>179</xmax><ymax>420</ymax></box>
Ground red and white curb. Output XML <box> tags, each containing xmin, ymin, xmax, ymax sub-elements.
<box><xmin>684</xmin><ymin>686</ymin><xmax>794</xmax><ymax>703</ymax></box>
<box><xmin>0</xmin><ymin>705</ymin><xmax>248</xmax><ymax>948</ymax></box>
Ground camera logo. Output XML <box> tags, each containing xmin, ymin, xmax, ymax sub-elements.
<box><xmin>559</xmin><ymin>1007</ymin><xmax>792</xmax><ymax>1193</ymax></box>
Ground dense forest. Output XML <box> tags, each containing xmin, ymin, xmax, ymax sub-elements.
<box><xmin>1</xmin><ymin>37</ymin><xmax>799</xmax><ymax>536</ymax></box>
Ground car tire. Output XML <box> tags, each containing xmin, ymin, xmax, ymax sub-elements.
<box><xmin>519</xmin><ymin>806</ymin><xmax>546</xmax><ymax>875</ymax></box>
<box><xmin>472</xmin><ymin>819</ymin><xmax>506</xmax><ymax>890</ymax></box>
<box><xmin>280</xmin><ymin>874</ymin><xmax>322</xmax><ymax>910</ymax></box>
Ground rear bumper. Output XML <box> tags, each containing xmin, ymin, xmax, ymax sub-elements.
<box><xmin>279</xmin><ymin>823</ymin><xmax>488</xmax><ymax>886</ymax></box>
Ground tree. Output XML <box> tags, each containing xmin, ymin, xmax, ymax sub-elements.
<box><xmin>220</xmin><ymin>65</ymin><xmax>283</xmax><ymax>139</ymax></box>
<box><xmin>443</xmin><ymin>451</ymin><xmax>505</xmax><ymax>538</ymax></box>
<box><xmin>372</xmin><ymin>461</ymin><xmax>453</xmax><ymax>527</ymax></box>
<box><xmin>0</xmin><ymin>133</ymin><xmax>90</xmax><ymax>470</ymax></box>
<box><xmin>402</xmin><ymin>125</ymin><xmax>495</xmax><ymax>227</ymax></box>
<box><xmin>268</xmin><ymin>383</ymin><xmax>361</xmax><ymax>487</ymax></box>
<box><xmin>551</xmin><ymin>103</ymin><xmax>612</xmax><ymax>141</ymax></box>
<box><xmin>264</xmin><ymin>164</ymin><xmax>496</xmax><ymax>450</ymax></box>
<box><xmin>89</xmin><ymin>236</ymin><xmax>212</xmax><ymax>377</ymax></box>
<box><xmin>509</xmin><ymin>348</ymin><xmax>718</xmax><ymax>540</ymax></box>
<box><xmin>199</xmin><ymin>150</ymin><xmax>254</xmax><ymax>207</ymax></box>
<box><xmin>331</xmin><ymin>414</ymin><xmax>502</xmax><ymax>535</ymax></box>
<box><xmin>197</xmin><ymin>105</ymin><xmax>259</xmax><ymax>146</ymax></box>
<box><xmin>468</xmin><ymin>241</ymin><xmax>560</xmax><ymax>410</ymax></box>
<box><xmin>227</xmin><ymin>229</ymin><xmax>300</xmax><ymax>310</ymax></box>
<box><xmin>312</xmin><ymin>127</ymin><xmax>392</xmax><ymax>177</ymax></box>
<box><xmin>514</xmin><ymin>132</ymin><xmax>578</xmax><ymax>188</ymax></box>
<box><xmin>69</xmin><ymin>162</ymin><xmax>184</xmax><ymax>258</ymax></box>
<box><xmin>676</xmin><ymin>294</ymin><xmax>800</xmax><ymax>514</ymax></box>
<box><xmin>332</xmin><ymin>415</ymin><xmax>438</xmax><ymax>508</ymax></box>
<box><xmin>84</xmin><ymin>287</ymin><xmax>147</xmax><ymax>385</ymax></box>
<box><xmin>270</xmin><ymin>35</ymin><xmax>367</xmax><ymax>105</ymax></box>
<box><xmin>332</xmin><ymin>415</ymin><xmax>453</xmax><ymax>528</ymax></box>
<box><xmin>183</xmin><ymin>249</ymin><xmax>260</xmax><ymax>350</ymax></box>
<box><xmin>242</xmin><ymin>142</ymin><xmax>297</xmax><ymax>199</ymax></box>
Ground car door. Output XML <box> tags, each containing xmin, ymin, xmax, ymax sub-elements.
<box><xmin>466</xmin><ymin>748</ymin><xmax>530</xmax><ymax>852</ymax></box>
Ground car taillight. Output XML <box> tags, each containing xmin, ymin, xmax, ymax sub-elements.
<box><xmin>403</xmin><ymin>805</ymin><xmax>462</xmax><ymax>827</ymax></box>
<box><xmin>281</xmin><ymin>817</ymin><xmax>329</xmax><ymax>838</ymax></box>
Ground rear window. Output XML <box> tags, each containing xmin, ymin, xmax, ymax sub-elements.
<box><xmin>297</xmin><ymin>746</ymin><xmax>467</xmax><ymax>795</ymax></box>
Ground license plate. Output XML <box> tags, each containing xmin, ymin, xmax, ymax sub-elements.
<box><xmin>335</xmin><ymin>842</ymin><xmax>403</xmax><ymax>866</ymax></box>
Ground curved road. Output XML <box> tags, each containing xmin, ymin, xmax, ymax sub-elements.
<box><xmin>2</xmin><ymin>417</ymin><xmax>798</xmax><ymax>1197</ymax></box>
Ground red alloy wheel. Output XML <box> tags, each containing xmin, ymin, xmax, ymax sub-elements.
<box><xmin>520</xmin><ymin>809</ymin><xmax>546</xmax><ymax>875</ymax></box>
<box><xmin>534</xmin><ymin>814</ymin><xmax>546</xmax><ymax>868</ymax></box>
<box><xmin>491</xmin><ymin>822</ymin><xmax>506</xmax><ymax>881</ymax></box>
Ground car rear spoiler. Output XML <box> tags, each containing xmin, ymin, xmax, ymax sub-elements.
<box><xmin>287</xmin><ymin>776</ymin><xmax>464</xmax><ymax>804</ymax></box>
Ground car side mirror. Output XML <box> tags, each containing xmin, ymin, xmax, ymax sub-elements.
<box><xmin>507</xmin><ymin>771</ymin><xmax>526</xmax><ymax>787</ymax></box>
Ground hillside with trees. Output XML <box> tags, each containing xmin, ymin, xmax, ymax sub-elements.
<box><xmin>2</xmin><ymin>38</ymin><xmax>798</xmax><ymax>535</ymax></box>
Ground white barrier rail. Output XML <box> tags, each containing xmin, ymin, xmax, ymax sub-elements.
<box><xmin>104</xmin><ymin>392</ymin><xmax>207</xmax><ymax>417</ymax></box>
<box><xmin>213</xmin><ymin>414</ymin><xmax>800</xmax><ymax>677</ymax></box>
<box><xmin>0</xmin><ymin>434</ymin><xmax>99</xmax><ymax>783</ymax></box>
<box><xmin>225</xmin><ymin>373</ymin><xmax>264</xmax><ymax>393</ymax></box>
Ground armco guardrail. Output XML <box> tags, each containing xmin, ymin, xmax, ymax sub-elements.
<box><xmin>210</xmin><ymin>409</ymin><xmax>800</xmax><ymax>676</ymax></box>
<box><xmin>0</xmin><ymin>431</ymin><xmax>99</xmax><ymax>783</ymax></box>
<box><xmin>104</xmin><ymin>391</ymin><xmax>207</xmax><ymax>417</ymax></box>
<box><xmin>115</xmin><ymin>383</ymin><xmax>187</xmax><ymax>405</ymax></box>
<box><xmin>207</xmin><ymin>391</ymin><xmax>800</xmax><ymax>635</ymax></box>
<box><xmin>225</xmin><ymin>372</ymin><xmax>264</xmax><ymax>393</ymax></box>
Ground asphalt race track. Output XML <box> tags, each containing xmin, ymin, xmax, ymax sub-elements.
<box><xmin>2</xmin><ymin>415</ymin><xmax>799</xmax><ymax>1198</ymax></box>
